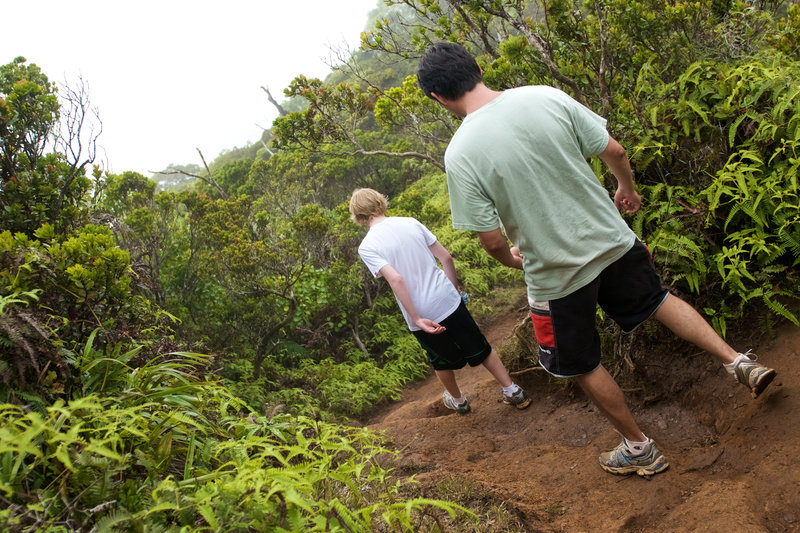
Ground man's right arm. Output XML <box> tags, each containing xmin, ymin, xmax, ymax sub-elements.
<box><xmin>477</xmin><ymin>228</ymin><xmax>523</xmax><ymax>269</ymax></box>
<box><xmin>598</xmin><ymin>135</ymin><xmax>641</xmax><ymax>214</ymax></box>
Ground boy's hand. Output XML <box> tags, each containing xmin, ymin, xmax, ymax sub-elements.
<box><xmin>415</xmin><ymin>318</ymin><xmax>445</xmax><ymax>334</ymax></box>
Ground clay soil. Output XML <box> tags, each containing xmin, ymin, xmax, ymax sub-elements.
<box><xmin>365</xmin><ymin>295</ymin><xmax>800</xmax><ymax>532</ymax></box>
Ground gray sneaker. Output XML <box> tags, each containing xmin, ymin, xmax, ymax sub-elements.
<box><xmin>443</xmin><ymin>391</ymin><xmax>470</xmax><ymax>414</ymax></box>
<box><xmin>598</xmin><ymin>439</ymin><xmax>669</xmax><ymax>476</ymax></box>
<box><xmin>502</xmin><ymin>387</ymin><xmax>532</xmax><ymax>410</ymax></box>
<box><xmin>733</xmin><ymin>354</ymin><xmax>776</xmax><ymax>398</ymax></box>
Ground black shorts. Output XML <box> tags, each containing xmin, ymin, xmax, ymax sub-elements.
<box><xmin>412</xmin><ymin>302</ymin><xmax>491</xmax><ymax>371</ymax></box>
<box><xmin>529</xmin><ymin>240</ymin><xmax>668</xmax><ymax>378</ymax></box>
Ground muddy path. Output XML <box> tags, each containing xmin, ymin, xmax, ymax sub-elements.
<box><xmin>365</xmin><ymin>298</ymin><xmax>800</xmax><ymax>532</ymax></box>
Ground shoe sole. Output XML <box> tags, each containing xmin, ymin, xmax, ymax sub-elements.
<box><xmin>444</xmin><ymin>403</ymin><xmax>471</xmax><ymax>415</ymax></box>
<box><xmin>751</xmin><ymin>369</ymin><xmax>776</xmax><ymax>398</ymax></box>
<box><xmin>503</xmin><ymin>397</ymin><xmax>532</xmax><ymax>410</ymax></box>
<box><xmin>600</xmin><ymin>456</ymin><xmax>670</xmax><ymax>477</ymax></box>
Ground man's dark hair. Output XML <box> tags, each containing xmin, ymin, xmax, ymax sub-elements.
<box><xmin>417</xmin><ymin>42</ymin><xmax>482</xmax><ymax>100</ymax></box>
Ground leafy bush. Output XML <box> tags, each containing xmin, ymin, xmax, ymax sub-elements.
<box><xmin>0</xmin><ymin>225</ymin><xmax>176</xmax><ymax>397</ymax></box>
<box><xmin>632</xmin><ymin>56</ymin><xmax>800</xmax><ymax>334</ymax></box>
<box><xmin>0</xmin><ymin>342</ymin><xmax>469</xmax><ymax>532</ymax></box>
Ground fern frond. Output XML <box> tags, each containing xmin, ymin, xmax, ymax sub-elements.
<box><xmin>92</xmin><ymin>508</ymin><xmax>133</xmax><ymax>532</ymax></box>
<box><xmin>778</xmin><ymin>229</ymin><xmax>800</xmax><ymax>265</ymax></box>
<box><xmin>763</xmin><ymin>294</ymin><xmax>800</xmax><ymax>325</ymax></box>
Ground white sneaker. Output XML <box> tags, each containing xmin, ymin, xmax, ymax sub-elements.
<box><xmin>442</xmin><ymin>391</ymin><xmax>470</xmax><ymax>414</ymax></box>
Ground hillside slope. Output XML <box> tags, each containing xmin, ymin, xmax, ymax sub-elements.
<box><xmin>366</xmin><ymin>300</ymin><xmax>800</xmax><ymax>532</ymax></box>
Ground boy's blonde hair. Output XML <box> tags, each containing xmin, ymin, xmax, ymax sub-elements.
<box><xmin>349</xmin><ymin>188</ymin><xmax>388</xmax><ymax>226</ymax></box>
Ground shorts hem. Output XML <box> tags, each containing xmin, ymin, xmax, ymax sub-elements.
<box><xmin>539</xmin><ymin>361</ymin><xmax>602</xmax><ymax>379</ymax></box>
<box><xmin>464</xmin><ymin>345</ymin><xmax>491</xmax><ymax>367</ymax></box>
<box><xmin>431</xmin><ymin>361</ymin><xmax>469</xmax><ymax>371</ymax></box>
<box><xmin>621</xmin><ymin>290</ymin><xmax>670</xmax><ymax>334</ymax></box>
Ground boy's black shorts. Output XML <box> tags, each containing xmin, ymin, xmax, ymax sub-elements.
<box><xmin>412</xmin><ymin>302</ymin><xmax>491</xmax><ymax>371</ymax></box>
<box><xmin>529</xmin><ymin>239</ymin><xmax>669</xmax><ymax>378</ymax></box>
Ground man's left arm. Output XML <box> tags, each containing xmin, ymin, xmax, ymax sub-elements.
<box><xmin>477</xmin><ymin>228</ymin><xmax>523</xmax><ymax>269</ymax></box>
<box><xmin>598</xmin><ymin>135</ymin><xmax>641</xmax><ymax>214</ymax></box>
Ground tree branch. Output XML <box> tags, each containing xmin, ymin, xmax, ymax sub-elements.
<box><xmin>261</xmin><ymin>86</ymin><xmax>288</xmax><ymax>117</ymax></box>
<box><xmin>343</xmin><ymin>148</ymin><xmax>444</xmax><ymax>170</ymax></box>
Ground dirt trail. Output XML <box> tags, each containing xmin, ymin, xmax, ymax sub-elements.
<box><xmin>365</xmin><ymin>302</ymin><xmax>800</xmax><ymax>532</ymax></box>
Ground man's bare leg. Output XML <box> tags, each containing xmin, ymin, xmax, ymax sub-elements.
<box><xmin>653</xmin><ymin>293</ymin><xmax>776</xmax><ymax>397</ymax></box>
<box><xmin>653</xmin><ymin>294</ymin><xmax>738</xmax><ymax>363</ymax></box>
<box><xmin>575</xmin><ymin>365</ymin><xmax>645</xmax><ymax>442</ymax></box>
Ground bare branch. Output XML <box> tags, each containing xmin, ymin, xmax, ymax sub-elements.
<box><xmin>445</xmin><ymin>0</ymin><xmax>499</xmax><ymax>56</ymax></box>
<box><xmin>53</xmin><ymin>75</ymin><xmax>103</xmax><ymax>220</ymax></box>
<box><xmin>55</xmin><ymin>75</ymin><xmax>102</xmax><ymax>176</ymax></box>
<box><xmin>150</xmin><ymin>150</ymin><xmax>229</xmax><ymax>198</ymax></box>
<box><xmin>593</xmin><ymin>0</ymin><xmax>613</xmax><ymax>115</ymax></box>
<box><xmin>196</xmin><ymin>148</ymin><xmax>228</xmax><ymax>199</ymax></box>
<box><xmin>343</xmin><ymin>148</ymin><xmax>445</xmax><ymax>170</ymax></box>
<box><xmin>261</xmin><ymin>86</ymin><xmax>288</xmax><ymax>117</ymax></box>
<box><xmin>477</xmin><ymin>1</ymin><xmax>587</xmax><ymax>104</ymax></box>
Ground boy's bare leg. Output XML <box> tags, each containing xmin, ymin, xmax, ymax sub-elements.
<box><xmin>575</xmin><ymin>365</ymin><xmax>645</xmax><ymax>442</ymax></box>
<box><xmin>652</xmin><ymin>294</ymin><xmax>738</xmax><ymax>363</ymax></box>
<box><xmin>435</xmin><ymin>369</ymin><xmax>463</xmax><ymax>398</ymax></box>
<box><xmin>480</xmin><ymin>351</ymin><xmax>513</xmax><ymax>387</ymax></box>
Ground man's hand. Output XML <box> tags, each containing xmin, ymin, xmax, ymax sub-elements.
<box><xmin>415</xmin><ymin>318</ymin><xmax>446</xmax><ymax>334</ymax></box>
<box><xmin>478</xmin><ymin>229</ymin><xmax>524</xmax><ymax>269</ymax></box>
<box><xmin>614</xmin><ymin>187</ymin><xmax>641</xmax><ymax>213</ymax></box>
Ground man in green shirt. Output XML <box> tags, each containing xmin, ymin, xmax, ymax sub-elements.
<box><xmin>417</xmin><ymin>42</ymin><xmax>776</xmax><ymax>477</ymax></box>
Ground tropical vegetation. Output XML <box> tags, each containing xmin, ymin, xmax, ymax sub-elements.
<box><xmin>1</xmin><ymin>0</ymin><xmax>798</xmax><ymax>529</ymax></box>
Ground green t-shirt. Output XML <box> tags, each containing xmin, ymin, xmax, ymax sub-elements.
<box><xmin>445</xmin><ymin>85</ymin><xmax>636</xmax><ymax>301</ymax></box>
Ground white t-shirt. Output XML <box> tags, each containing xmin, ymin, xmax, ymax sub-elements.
<box><xmin>358</xmin><ymin>217</ymin><xmax>461</xmax><ymax>331</ymax></box>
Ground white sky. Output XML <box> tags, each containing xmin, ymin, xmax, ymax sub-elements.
<box><xmin>1</xmin><ymin>0</ymin><xmax>378</xmax><ymax>176</ymax></box>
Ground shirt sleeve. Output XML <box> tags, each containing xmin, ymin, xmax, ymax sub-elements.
<box><xmin>444</xmin><ymin>158</ymin><xmax>501</xmax><ymax>232</ymax></box>
<box><xmin>415</xmin><ymin>219</ymin><xmax>438</xmax><ymax>246</ymax></box>
<box><xmin>358</xmin><ymin>244</ymin><xmax>388</xmax><ymax>278</ymax></box>
<box><xmin>562</xmin><ymin>93</ymin><xmax>609</xmax><ymax>158</ymax></box>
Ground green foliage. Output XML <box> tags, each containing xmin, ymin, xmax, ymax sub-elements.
<box><xmin>374</xmin><ymin>74</ymin><xmax>457</xmax><ymax>156</ymax></box>
<box><xmin>0</xmin><ymin>217</ymin><xmax>180</xmax><ymax>399</ymax></box>
<box><xmin>6</xmin><ymin>12</ymin><xmax>800</xmax><ymax>531</ymax></box>
<box><xmin>630</xmin><ymin>56</ymin><xmax>800</xmax><ymax>333</ymax></box>
<box><xmin>0</xmin><ymin>225</ymin><xmax>140</xmax><ymax>394</ymax></box>
<box><xmin>0</xmin><ymin>348</ymin><xmax>468</xmax><ymax>532</ymax></box>
<box><xmin>0</xmin><ymin>58</ymin><xmax>92</xmax><ymax>237</ymax></box>
<box><xmin>273</xmin><ymin>72</ymin><xmax>447</xmax><ymax>171</ymax></box>
<box><xmin>273</xmin><ymin>76</ymin><xmax>375</xmax><ymax>150</ymax></box>
<box><xmin>0</xmin><ymin>153</ymin><xmax>93</xmax><ymax>237</ymax></box>
<box><xmin>208</xmin><ymin>158</ymin><xmax>253</xmax><ymax>197</ymax></box>
<box><xmin>101</xmin><ymin>170</ymin><xmax>156</xmax><ymax>215</ymax></box>
<box><xmin>771</xmin><ymin>3</ymin><xmax>800</xmax><ymax>54</ymax></box>
<box><xmin>0</xmin><ymin>57</ymin><xmax>59</xmax><ymax>180</ymax></box>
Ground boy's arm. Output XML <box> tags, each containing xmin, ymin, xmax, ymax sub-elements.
<box><xmin>379</xmin><ymin>264</ymin><xmax>445</xmax><ymax>334</ymax></box>
<box><xmin>428</xmin><ymin>241</ymin><xmax>459</xmax><ymax>290</ymax></box>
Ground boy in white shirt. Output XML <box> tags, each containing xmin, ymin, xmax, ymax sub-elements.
<box><xmin>350</xmin><ymin>188</ymin><xmax>530</xmax><ymax>413</ymax></box>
